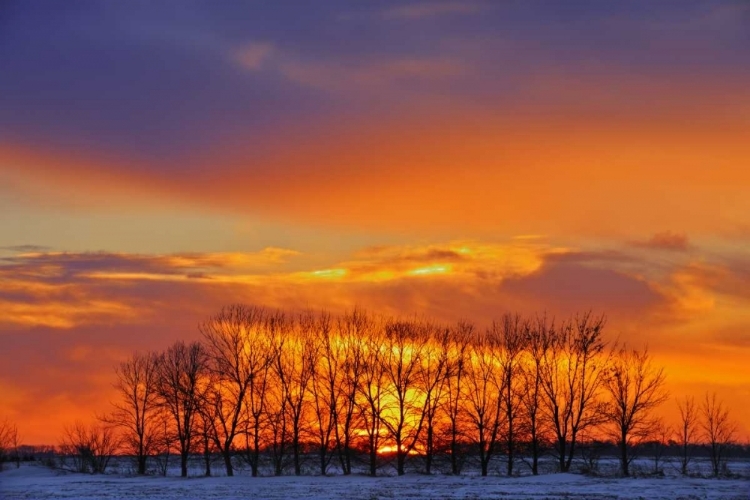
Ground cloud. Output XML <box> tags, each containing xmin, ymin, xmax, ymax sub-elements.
<box><xmin>277</xmin><ymin>57</ymin><xmax>465</xmax><ymax>92</ymax></box>
<box><xmin>232</xmin><ymin>42</ymin><xmax>275</xmax><ymax>71</ymax></box>
<box><xmin>632</xmin><ymin>231</ymin><xmax>690</xmax><ymax>251</ymax></box>
<box><xmin>0</xmin><ymin>245</ymin><xmax>52</xmax><ymax>253</ymax></box>
<box><xmin>2</xmin><ymin>239</ymin><xmax>750</xmax><ymax>442</ymax></box>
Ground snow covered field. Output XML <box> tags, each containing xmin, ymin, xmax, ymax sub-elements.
<box><xmin>1</xmin><ymin>464</ymin><xmax>749</xmax><ymax>500</ymax></box>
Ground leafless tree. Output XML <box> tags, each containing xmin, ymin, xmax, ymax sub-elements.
<box><xmin>419</xmin><ymin>325</ymin><xmax>450</xmax><ymax>475</ymax></box>
<box><xmin>201</xmin><ymin>305</ymin><xmax>273</xmax><ymax>476</ymax></box>
<box><xmin>308</xmin><ymin>312</ymin><xmax>337</xmax><ymax>475</ymax></box>
<box><xmin>380</xmin><ymin>318</ymin><xmax>427</xmax><ymax>476</ymax></box>
<box><xmin>520</xmin><ymin>314</ymin><xmax>554</xmax><ymax>475</ymax></box>
<box><xmin>264</xmin><ymin>312</ymin><xmax>289</xmax><ymax>476</ymax></box>
<box><xmin>675</xmin><ymin>396</ymin><xmax>698</xmax><ymax>476</ymax></box>
<box><xmin>60</xmin><ymin>421</ymin><xmax>119</xmax><ymax>474</ymax></box>
<box><xmin>603</xmin><ymin>346</ymin><xmax>668</xmax><ymax>476</ymax></box>
<box><xmin>443</xmin><ymin>321</ymin><xmax>472</xmax><ymax>475</ymax></box>
<box><xmin>240</xmin><ymin>310</ymin><xmax>281</xmax><ymax>477</ymax></box>
<box><xmin>333</xmin><ymin>309</ymin><xmax>367</xmax><ymax>475</ymax></box>
<box><xmin>464</xmin><ymin>330</ymin><xmax>505</xmax><ymax>476</ymax></box>
<box><xmin>106</xmin><ymin>351</ymin><xmax>160</xmax><ymax>475</ymax></box>
<box><xmin>0</xmin><ymin>418</ymin><xmax>19</xmax><ymax>471</ymax></box>
<box><xmin>646</xmin><ymin>418</ymin><xmax>671</xmax><ymax>475</ymax></box>
<box><xmin>152</xmin><ymin>413</ymin><xmax>175</xmax><ymax>476</ymax></box>
<box><xmin>701</xmin><ymin>392</ymin><xmax>737</xmax><ymax>477</ymax></box>
<box><xmin>494</xmin><ymin>313</ymin><xmax>527</xmax><ymax>476</ymax></box>
<box><xmin>156</xmin><ymin>340</ymin><xmax>210</xmax><ymax>477</ymax></box>
<box><xmin>358</xmin><ymin>315</ymin><xmax>387</xmax><ymax>476</ymax></box>
<box><xmin>539</xmin><ymin>313</ymin><xmax>609</xmax><ymax>472</ymax></box>
<box><xmin>276</xmin><ymin>312</ymin><xmax>317</xmax><ymax>476</ymax></box>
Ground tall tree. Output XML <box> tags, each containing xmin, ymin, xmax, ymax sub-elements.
<box><xmin>444</xmin><ymin>321</ymin><xmax>472</xmax><ymax>475</ymax></box>
<box><xmin>380</xmin><ymin>319</ymin><xmax>427</xmax><ymax>476</ymax></box>
<box><xmin>603</xmin><ymin>347</ymin><xmax>668</xmax><ymax>476</ymax></box>
<box><xmin>201</xmin><ymin>305</ymin><xmax>273</xmax><ymax>476</ymax></box>
<box><xmin>464</xmin><ymin>330</ymin><xmax>505</xmax><ymax>476</ymax></box>
<box><xmin>276</xmin><ymin>312</ymin><xmax>317</xmax><ymax>476</ymax></box>
<box><xmin>495</xmin><ymin>314</ymin><xmax>526</xmax><ymax>476</ymax></box>
<box><xmin>419</xmin><ymin>325</ymin><xmax>450</xmax><ymax>475</ymax></box>
<box><xmin>333</xmin><ymin>309</ymin><xmax>367</xmax><ymax>475</ymax></box>
<box><xmin>539</xmin><ymin>313</ymin><xmax>609</xmax><ymax>472</ymax></box>
<box><xmin>308</xmin><ymin>312</ymin><xmax>337</xmax><ymax>475</ymax></box>
<box><xmin>157</xmin><ymin>341</ymin><xmax>209</xmax><ymax>477</ymax></box>
<box><xmin>520</xmin><ymin>315</ymin><xmax>554</xmax><ymax>475</ymax></box>
<box><xmin>358</xmin><ymin>316</ymin><xmax>387</xmax><ymax>477</ymax></box>
<box><xmin>107</xmin><ymin>351</ymin><xmax>160</xmax><ymax>475</ymax></box>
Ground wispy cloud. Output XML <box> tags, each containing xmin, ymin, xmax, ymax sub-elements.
<box><xmin>232</xmin><ymin>41</ymin><xmax>275</xmax><ymax>71</ymax></box>
<box><xmin>277</xmin><ymin>56</ymin><xmax>465</xmax><ymax>91</ymax></box>
<box><xmin>632</xmin><ymin>231</ymin><xmax>690</xmax><ymax>251</ymax></box>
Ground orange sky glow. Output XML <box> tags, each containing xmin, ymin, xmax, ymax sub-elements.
<box><xmin>1</xmin><ymin>1</ymin><xmax>749</xmax><ymax>445</ymax></box>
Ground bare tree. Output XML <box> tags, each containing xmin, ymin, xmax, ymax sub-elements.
<box><xmin>0</xmin><ymin>418</ymin><xmax>19</xmax><ymax>471</ymax></box>
<box><xmin>308</xmin><ymin>312</ymin><xmax>337</xmax><ymax>475</ymax></box>
<box><xmin>380</xmin><ymin>318</ymin><xmax>428</xmax><ymax>476</ymax></box>
<box><xmin>333</xmin><ymin>309</ymin><xmax>367</xmax><ymax>475</ymax></box>
<box><xmin>520</xmin><ymin>314</ymin><xmax>554</xmax><ymax>475</ymax></box>
<box><xmin>106</xmin><ymin>351</ymin><xmax>160</xmax><ymax>475</ymax></box>
<box><xmin>675</xmin><ymin>396</ymin><xmax>698</xmax><ymax>476</ymax></box>
<box><xmin>419</xmin><ymin>325</ymin><xmax>450</xmax><ymax>475</ymax></box>
<box><xmin>264</xmin><ymin>311</ymin><xmax>289</xmax><ymax>476</ymax></box>
<box><xmin>701</xmin><ymin>392</ymin><xmax>737</xmax><ymax>477</ymax></box>
<box><xmin>152</xmin><ymin>413</ymin><xmax>175</xmax><ymax>476</ymax></box>
<box><xmin>238</xmin><ymin>310</ymin><xmax>282</xmax><ymax>477</ymax></box>
<box><xmin>464</xmin><ymin>330</ymin><xmax>505</xmax><ymax>476</ymax></box>
<box><xmin>157</xmin><ymin>341</ymin><xmax>210</xmax><ymax>477</ymax></box>
<box><xmin>358</xmin><ymin>315</ymin><xmax>387</xmax><ymax>477</ymax></box>
<box><xmin>645</xmin><ymin>418</ymin><xmax>671</xmax><ymax>475</ymax></box>
<box><xmin>603</xmin><ymin>347</ymin><xmax>668</xmax><ymax>476</ymax></box>
<box><xmin>201</xmin><ymin>305</ymin><xmax>273</xmax><ymax>476</ymax></box>
<box><xmin>495</xmin><ymin>314</ymin><xmax>526</xmax><ymax>476</ymax></box>
<box><xmin>60</xmin><ymin>421</ymin><xmax>119</xmax><ymax>474</ymax></box>
<box><xmin>444</xmin><ymin>321</ymin><xmax>472</xmax><ymax>475</ymax></box>
<box><xmin>539</xmin><ymin>313</ymin><xmax>609</xmax><ymax>472</ymax></box>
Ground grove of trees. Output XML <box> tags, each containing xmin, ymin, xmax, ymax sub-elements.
<box><xmin>3</xmin><ymin>305</ymin><xmax>742</xmax><ymax>479</ymax></box>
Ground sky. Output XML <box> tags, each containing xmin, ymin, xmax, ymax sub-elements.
<box><xmin>1</xmin><ymin>0</ymin><xmax>749</xmax><ymax>444</ymax></box>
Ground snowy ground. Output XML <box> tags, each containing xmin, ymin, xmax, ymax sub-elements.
<box><xmin>1</xmin><ymin>464</ymin><xmax>749</xmax><ymax>500</ymax></box>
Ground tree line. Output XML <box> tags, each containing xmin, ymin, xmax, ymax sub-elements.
<box><xmin>4</xmin><ymin>305</ymin><xmax>738</xmax><ymax>478</ymax></box>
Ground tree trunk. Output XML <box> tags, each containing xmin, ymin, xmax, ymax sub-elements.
<box><xmin>425</xmin><ymin>426</ymin><xmax>433</xmax><ymax>475</ymax></box>
<box><xmin>180</xmin><ymin>453</ymin><xmax>188</xmax><ymax>478</ymax></box>
<box><xmin>293</xmin><ymin>439</ymin><xmax>301</xmax><ymax>476</ymax></box>
<box><xmin>558</xmin><ymin>438</ymin><xmax>567</xmax><ymax>472</ymax></box>
<box><xmin>620</xmin><ymin>430</ymin><xmax>629</xmax><ymax>477</ymax></box>
<box><xmin>507</xmin><ymin>438</ymin><xmax>514</xmax><ymax>476</ymax></box>
<box><xmin>450</xmin><ymin>433</ymin><xmax>460</xmax><ymax>475</ymax></box>
<box><xmin>223</xmin><ymin>450</ymin><xmax>233</xmax><ymax>477</ymax></box>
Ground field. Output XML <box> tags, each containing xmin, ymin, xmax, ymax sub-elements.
<box><xmin>2</xmin><ymin>462</ymin><xmax>749</xmax><ymax>500</ymax></box>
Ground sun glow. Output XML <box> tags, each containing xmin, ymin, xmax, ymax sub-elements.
<box><xmin>409</xmin><ymin>264</ymin><xmax>451</xmax><ymax>276</ymax></box>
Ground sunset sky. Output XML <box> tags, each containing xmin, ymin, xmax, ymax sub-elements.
<box><xmin>1</xmin><ymin>1</ymin><xmax>749</xmax><ymax>444</ymax></box>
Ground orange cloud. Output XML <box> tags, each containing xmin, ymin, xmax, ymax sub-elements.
<box><xmin>1</xmin><ymin>239</ymin><xmax>749</xmax><ymax>443</ymax></box>
<box><xmin>3</xmin><ymin>92</ymin><xmax>749</xmax><ymax>242</ymax></box>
